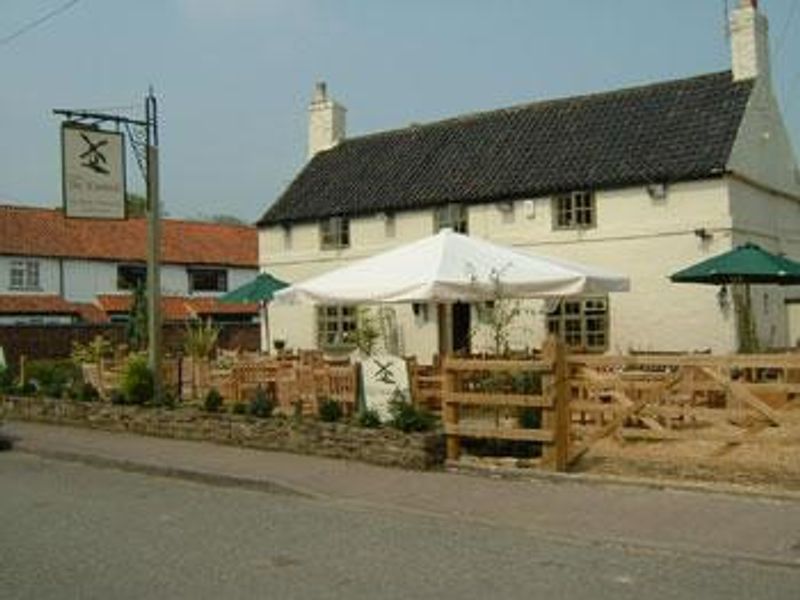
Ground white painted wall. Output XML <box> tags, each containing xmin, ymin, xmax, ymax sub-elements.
<box><xmin>2</xmin><ymin>256</ymin><xmax>257</xmax><ymax>316</ymax></box>
<box><xmin>260</xmin><ymin>179</ymin><xmax>763</xmax><ymax>360</ymax></box>
<box><xmin>0</xmin><ymin>255</ymin><xmax>60</xmax><ymax>295</ymax></box>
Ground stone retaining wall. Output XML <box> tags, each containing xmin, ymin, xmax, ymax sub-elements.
<box><xmin>1</xmin><ymin>396</ymin><xmax>444</xmax><ymax>470</ymax></box>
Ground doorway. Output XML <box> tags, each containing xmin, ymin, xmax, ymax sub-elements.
<box><xmin>452</xmin><ymin>302</ymin><xmax>471</xmax><ymax>354</ymax></box>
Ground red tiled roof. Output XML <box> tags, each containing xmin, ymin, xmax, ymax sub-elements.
<box><xmin>0</xmin><ymin>295</ymin><xmax>83</xmax><ymax>315</ymax></box>
<box><xmin>96</xmin><ymin>294</ymin><xmax>258</xmax><ymax>321</ymax></box>
<box><xmin>0</xmin><ymin>205</ymin><xmax>257</xmax><ymax>267</ymax></box>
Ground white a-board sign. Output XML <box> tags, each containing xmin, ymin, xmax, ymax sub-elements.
<box><xmin>360</xmin><ymin>354</ymin><xmax>411</xmax><ymax>422</ymax></box>
<box><xmin>62</xmin><ymin>124</ymin><xmax>126</xmax><ymax>219</ymax></box>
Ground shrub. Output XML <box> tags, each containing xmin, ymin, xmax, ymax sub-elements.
<box><xmin>70</xmin><ymin>335</ymin><xmax>112</xmax><ymax>365</ymax></box>
<box><xmin>204</xmin><ymin>388</ymin><xmax>224</xmax><ymax>413</ymax></box>
<box><xmin>74</xmin><ymin>381</ymin><xmax>100</xmax><ymax>403</ymax></box>
<box><xmin>518</xmin><ymin>407</ymin><xmax>541</xmax><ymax>429</ymax></box>
<box><xmin>318</xmin><ymin>397</ymin><xmax>343</xmax><ymax>423</ymax></box>
<box><xmin>388</xmin><ymin>399</ymin><xmax>436</xmax><ymax>433</ymax></box>
<box><xmin>357</xmin><ymin>408</ymin><xmax>382</xmax><ymax>429</ymax></box>
<box><xmin>231</xmin><ymin>402</ymin><xmax>248</xmax><ymax>415</ymax></box>
<box><xmin>14</xmin><ymin>381</ymin><xmax>37</xmax><ymax>396</ymax></box>
<box><xmin>158</xmin><ymin>390</ymin><xmax>177</xmax><ymax>410</ymax></box>
<box><xmin>25</xmin><ymin>359</ymin><xmax>81</xmax><ymax>398</ymax></box>
<box><xmin>121</xmin><ymin>355</ymin><xmax>154</xmax><ymax>405</ymax></box>
<box><xmin>109</xmin><ymin>388</ymin><xmax>127</xmax><ymax>405</ymax></box>
<box><xmin>249</xmin><ymin>387</ymin><xmax>275</xmax><ymax>419</ymax></box>
<box><xmin>0</xmin><ymin>366</ymin><xmax>14</xmax><ymax>393</ymax></box>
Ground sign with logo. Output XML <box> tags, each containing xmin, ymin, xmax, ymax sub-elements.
<box><xmin>61</xmin><ymin>123</ymin><xmax>126</xmax><ymax>219</ymax></box>
<box><xmin>360</xmin><ymin>354</ymin><xmax>411</xmax><ymax>422</ymax></box>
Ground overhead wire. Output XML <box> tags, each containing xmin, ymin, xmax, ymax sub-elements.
<box><xmin>0</xmin><ymin>0</ymin><xmax>83</xmax><ymax>48</ymax></box>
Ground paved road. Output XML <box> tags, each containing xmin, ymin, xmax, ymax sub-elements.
<box><xmin>1</xmin><ymin>452</ymin><xmax>799</xmax><ymax>600</ymax></box>
<box><xmin>3</xmin><ymin>422</ymin><xmax>800</xmax><ymax>598</ymax></box>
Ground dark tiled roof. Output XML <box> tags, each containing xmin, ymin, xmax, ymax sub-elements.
<box><xmin>259</xmin><ymin>71</ymin><xmax>753</xmax><ymax>225</ymax></box>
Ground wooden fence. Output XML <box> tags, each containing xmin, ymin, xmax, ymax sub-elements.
<box><xmin>441</xmin><ymin>339</ymin><xmax>570</xmax><ymax>470</ymax></box>
<box><xmin>85</xmin><ymin>351</ymin><xmax>359</xmax><ymax>417</ymax></box>
<box><xmin>567</xmin><ymin>352</ymin><xmax>800</xmax><ymax>463</ymax></box>
<box><xmin>436</xmin><ymin>343</ymin><xmax>800</xmax><ymax>472</ymax></box>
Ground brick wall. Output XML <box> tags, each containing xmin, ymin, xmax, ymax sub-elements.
<box><xmin>0</xmin><ymin>323</ymin><xmax>259</xmax><ymax>374</ymax></box>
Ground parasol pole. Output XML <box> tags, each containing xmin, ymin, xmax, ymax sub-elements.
<box><xmin>259</xmin><ymin>300</ymin><xmax>269</xmax><ymax>354</ymax></box>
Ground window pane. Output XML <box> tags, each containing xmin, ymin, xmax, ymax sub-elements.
<box><xmin>118</xmin><ymin>265</ymin><xmax>147</xmax><ymax>291</ymax></box>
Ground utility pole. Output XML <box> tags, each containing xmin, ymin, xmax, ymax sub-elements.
<box><xmin>145</xmin><ymin>89</ymin><xmax>162</xmax><ymax>401</ymax></box>
<box><xmin>54</xmin><ymin>88</ymin><xmax>162</xmax><ymax>400</ymax></box>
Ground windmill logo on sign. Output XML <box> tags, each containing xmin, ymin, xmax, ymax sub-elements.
<box><xmin>79</xmin><ymin>133</ymin><xmax>110</xmax><ymax>175</ymax></box>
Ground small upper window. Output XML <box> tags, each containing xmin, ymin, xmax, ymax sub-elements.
<box><xmin>117</xmin><ymin>264</ymin><xmax>147</xmax><ymax>291</ymax></box>
<box><xmin>189</xmin><ymin>268</ymin><xmax>228</xmax><ymax>293</ymax></box>
<box><xmin>434</xmin><ymin>203</ymin><xmax>468</xmax><ymax>234</ymax></box>
<box><xmin>9</xmin><ymin>260</ymin><xmax>40</xmax><ymax>290</ymax></box>
<box><xmin>320</xmin><ymin>217</ymin><xmax>350</xmax><ymax>250</ymax></box>
<box><xmin>553</xmin><ymin>191</ymin><xmax>595</xmax><ymax>230</ymax></box>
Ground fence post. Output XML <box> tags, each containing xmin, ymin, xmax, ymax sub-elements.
<box><xmin>541</xmin><ymin>336</ymin><xmax>569</xmax><ymax>471</ymax></box>
<box><xmin>443</xmin><ymin>359</ymin><xmax>460</xmax><ymax>461</ymax></box>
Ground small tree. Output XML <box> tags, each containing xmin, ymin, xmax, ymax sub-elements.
<box><xmin>121</xmin><ymin>355</ymin><xmax>154</xmax><ymax>405</ymax></box>
<box><xmin>126</xmin><ymin>281</ymin><xmax>148</xmax><ymax>352</ymax></box>
<box><xmin>475</xmin><ymin>299</ymin><xmax>522</xmax><ymax>356</ymax></box>
<box><xmin>184</xmin><ymin>318</ymin><xmax>220</xmax><ymax>361</ymax></box>
<box><xmin>347</xmin><ymin>308</ymin><xmax>382</xmax><ymax>356</ymax></box>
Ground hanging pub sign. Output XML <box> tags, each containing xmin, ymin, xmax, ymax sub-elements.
<box><xmin>61</xmin><ymin>123</ymin><xmax>126</xmax><ymax>219</ymax></box>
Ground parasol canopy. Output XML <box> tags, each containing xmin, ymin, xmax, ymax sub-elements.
<box><xmin>220</xmin><ymin>273</ymin><xmax>289</xmax><ymax>304</ymax></box>
<box><xmin>275</xmin><ymin>229</ymin><xmax>629</xmax><ymax>305</ymax></box>
<box><xmin>670</xmin><ymin>243</ymin><xmax>800</xmax><ymax>285</ymax></box>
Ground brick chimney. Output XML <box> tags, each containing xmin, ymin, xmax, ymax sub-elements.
<box><xmin>730</xmin><ymin>0</ymin><xmax>770</xmax><ymax>82</ymax></box>
<box><xmin>307</xmin><ymin>81</ymin><xmax>346</xmax><ymax>160</ymax></box>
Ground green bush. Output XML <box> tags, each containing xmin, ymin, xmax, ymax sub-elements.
<box><xmin>518</xmin><ymin>407</ymin><xmax>541</xmax><ymax>429</ymax></box>
<box><xmin>0</xmin><ymin>366</ymin><xmax>14</xmax><ymax>393</ymax></box>
<box><xmin>388</xmin><ymin>399</ymin><xmax>436</xmax><ymax>433</ymax></box>
<box><xmin>25</xmin><ymin>359</ymin><xmax>81</xmax><ymax>398</ymax></box>
<box><xmin>121</xmin><ymin>356</ymin><xmax>154</xmax><ymax>405</ymax></box>
<box><xmin>204</xmin><ymin>388</ymin><xmax>224</xmax><ymax>413</ymax></box>
<box><xmin>318</xmin><ymin>397</ymin><xmax>343</xmax><ymax>423</ymax></box>
<box><xmin>73</xmin><ymin>381</ymin><xmax>100</xmax><ymax>403</ymax></box>
<box><xmin>249</xmin><ymin>387</ymin><xmax>275</xmax><ymax>419</ymax></box>
<box><xmin>109</xmin><ymin>388</ymin><xmax>127</xmax><ymax>405</ymax></box>
<box><xmin>357</xmin><ymin>408</ymin><xmax>382</xmax><ymax>429</ymax></box>
<box><xmin>231</xmin><ymin>402</ymin><xmax>248</xmax><ymax>415</ymax></box>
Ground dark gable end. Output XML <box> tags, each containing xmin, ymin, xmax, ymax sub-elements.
<box><xmin>259</xmin><ymin>71</ymin><xmax>753</xmax><ymax>226</ymax></box>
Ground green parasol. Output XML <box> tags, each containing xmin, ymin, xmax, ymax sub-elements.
<box><xmin>220</xmin><ymin>273</ymin><xmax>289</xmax><ymax>353</ymax></box>
<box><xmin>670</xmin><ymin>243</ymin><xmax>800</xmax><ymax>352</ymax></box>
<box><xmin>220</xmin><ymin>273</ymin><xmax>289</xmax><ymax>304</ymax></box>
<box><xmin>670</xmin><ymin>243</ymin><xmax>800</xmax><ymax>285</ymax></box>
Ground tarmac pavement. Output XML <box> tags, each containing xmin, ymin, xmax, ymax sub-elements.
<box><xmin>5</xmin><ymin>421</ymin><xmax>800</xmax><ymax>569</ymax></box>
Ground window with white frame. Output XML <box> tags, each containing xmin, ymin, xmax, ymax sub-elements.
<box><xmin>552</xmin><ymin>191</ymin><xmax>595</xmax><ymax>230</ymax></box>
<box><xmin>316</xmin><ymin>305</ymin><xmax>357</xmax><ymax>349</ymax></box>
<box><xmin>320</xmin><ymin>216</ymin><xmax>350</xmax><ymax>250</ymax></box>
<box><xmin>434</xmin><ymin>203</ymin><xmax>468</xmax><ymax>233</ymax></box>
<box><xmin>9</xmin><ymin>259</ymin><xmax>40</xmax><ymax>290</ymax></box>
<box><xmin>546</xmin><ymin>296</ymin><xmax>608</xmax><ymax>352</ymax></box>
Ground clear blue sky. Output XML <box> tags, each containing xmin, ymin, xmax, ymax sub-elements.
<box><xmin>1</xmin><ymin>0</ymin><xmax>798</xmax><ymax>223</ymax></box>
